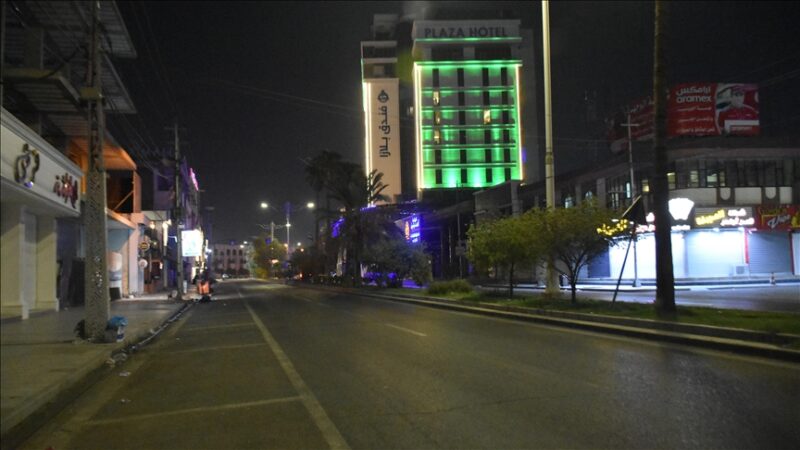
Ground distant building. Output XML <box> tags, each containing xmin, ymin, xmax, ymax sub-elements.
<box><xmin>361</xmin><ymin>7</ymin><xmax>540</xmax><ymax>203</ymax></box>
<box><xmin>212</xmin><ymin>243</ymin><xmax>249</xmax><ymax>277</ymax></box>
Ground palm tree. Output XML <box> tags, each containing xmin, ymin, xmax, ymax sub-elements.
<box><xmin>327</xmin><ymin>167</ymin><xmax>390</xmax><ymax>285</ymax></box>
<box><xmin>303</xmin><ymin>150</ymin><xmax>343</xmax><ymax>273</ymax></box>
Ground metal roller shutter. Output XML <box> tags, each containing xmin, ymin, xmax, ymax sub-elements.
<box><xmin>748</xmin><ymin>231</ymin><xmax>791</xmax><ymax>274</ymax></box>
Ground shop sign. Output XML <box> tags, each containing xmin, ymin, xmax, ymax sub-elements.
<box><xmin>404</xmin><ymin>214</ymin><xmax>421</xmax><ymax>243</ymax></box>
<box><xmin>755</xmin><ymin>205</ymin><xmax>800</xmax><ymax>230</ymax></box>
<box><xmin>694</xmin><ymin>207</ymin><xmax>754</xmax><ymax>228</ymax></box>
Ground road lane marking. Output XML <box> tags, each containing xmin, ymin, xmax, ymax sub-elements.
<box><xmin>84</xmin><ymin>397</ymin><xmax>302</xmax><ymax>426</ymax></box>
<box><xmin>180</xmin><ymin>322</ymin><xmax>254</xmax><ymax>332</ymax></box>
<box><xmin>245</xmin><ymin>301</ymin><xmax>350</xmax><ymax>450</ymax></box>
<box><xmin>385</xmin><ymin>323</ymin><xmax>427</xmax><ymax>337</ymax></box>
<box><xmin>165</xmin><ymin>342</ymin><xmax>268</xmax><ymax>354</ymax></box>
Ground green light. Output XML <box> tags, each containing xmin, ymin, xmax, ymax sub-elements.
<box><xmin>417</xmin><ymin>60</ymin><xmax>522</xmax><ymax>68</ymax></box>
<box><xmin>416</xmin><ymin>37</ymin><xmax>521</xmax><ymax>43</ymax></box>
<box><xmin>421</xmin><ymin>87</ymin><xmax>515</xmax><ymax>94</ymax></box>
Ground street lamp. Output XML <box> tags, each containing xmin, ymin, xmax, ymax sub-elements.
<box><xmin>258</xmin><ymin>201</ymin><xmax>315</xmax><ymax>255</ymax></box>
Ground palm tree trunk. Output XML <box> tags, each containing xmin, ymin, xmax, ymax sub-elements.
<box><xmin>652</xmin><ymin>0</ymin><xmax>676</xmax><ymax>315</ymax></box>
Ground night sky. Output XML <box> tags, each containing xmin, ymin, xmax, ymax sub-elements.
<box><xmin>112</xmin><ymin>1</ymin><xmax>800</xmax><ymax>244</ymax></box>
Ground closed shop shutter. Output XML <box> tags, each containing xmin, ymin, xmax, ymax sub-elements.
<box><xmin>587</xmin><ymin>249</ymin><xmax>610</xmax><ymax>278</ymax></box>
<box><xmin>686</xmin><ymin>230</ymin><xmax>744</xmax><ymax>277</ymax></box>
<box><xmin>748</xmin><ymin>231</ymin><xmax>791</xmax><ymax>274</ymax></box>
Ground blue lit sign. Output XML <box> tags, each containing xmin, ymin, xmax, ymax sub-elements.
<box><xmin>404</xmin><ymin>215</ymin><xmax>421</xmax><ymax>243</ymax></box>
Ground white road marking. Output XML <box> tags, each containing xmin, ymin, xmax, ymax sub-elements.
<box><xmin>180</xmin><ymin>322</ymin><xmax>253</xmax><ymax>332</ymax></box>
<box><xmin>85</xmin><ymin>397</ymin><xmax>302</xmax><ymax>426</ymax></box>
<box><xmin>245</xmin><ymin>300</ymin><xmax>350</xmax><ymax>450</ymax></box>
<box><xmin>165</xmin><ymin>342</ymin><xmax>268</xmax><ymax>354</ymax></box>
<box><xmin>385</xmin><ymin>323</ymin><xmax>427</xmax><ymax>337</ymax></box>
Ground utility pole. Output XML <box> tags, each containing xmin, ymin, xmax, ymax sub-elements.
<box><xmin>285</xmin><ymin>202</ymin><xmax>291</xmax><ymax>255</ymax></box>
<box><xmin>541</xmin><ymin>0</ymin><xmax>559</xmax><ymax>294</ymax></box>
<box><xmin>622</xmin><ymin>113</ymin><xmax>641</xmax><ymax>287</ymax></box>
<box><xmin>173</xmin><ymin>121</ymin><xmax>184</xmax><ymax>301</ymax></box>
<box><xmin>83</xmin><ymin>1</ymin><xmax>110</xmax><ymax>341</ymax></box>
<box><xmin>652</xmin><ymin>0</ymin><xmax>676</xmax><ymax>314</ymax></box>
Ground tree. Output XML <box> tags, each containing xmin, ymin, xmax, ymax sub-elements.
<box><xmin>467</xmin><ymin>215</ymin><xmax>539</xmax><ymax>298</ymax></box>
<box><xmin>250</xmin><ymin>236</ymin><xmax>287</xmax><ymax>279</ymax></box>
<box><xmin>363</xmin><ymin>236</ymin><xmax>432</xmax><ymax>288</ymax></box>
<box><xmin>327</xmin><ymin>166</ymin><xmax>390</xmax><ymax>286</ymax></box>
<box><xmin>531</xmin><ymin>201</ymin><xmax>623</xmax><ymax>303</ymax></box>
<box><xmin>652</xmin><ymin>0</ymin><xmax>677</xmax><ymax>315</ymax></box>
<box><xmin>303</xmin><ymin>150</ymin><xmax>343</xmax><ymax>273</ymax></box>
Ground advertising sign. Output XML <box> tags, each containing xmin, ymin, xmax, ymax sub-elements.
<box><xmin>364</xmin><ymin>79</ymin><xmax>401</xmax><ymax>203</ymax></box>
<box><xmin>694</xmin><ymin>207</ymin><xmax>755</xmax><ymax>228</ymax></box>
<box><xmin>606</xmin><ymin>82</ymin><xmax>760</xmax><ymax>152</ymax></box>
<box><xmin>181</xmin><ymin>229</ymin><xmax>204</xmax><ymax>257</ymax></box>
<box><xmin>755</xmin><ymin>205</ymin><xmax>800</xmax><ymax>230</ymax></box>
<box><xmin>403</xmin><ymin>214</ymin><xmax>421</xmax><ymax>243</ymax></box>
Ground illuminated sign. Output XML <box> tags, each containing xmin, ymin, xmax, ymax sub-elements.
<box><xmin>694</xmin><ymin>207</ymin><xmax>754</xmax><ymax>228</ymax></box>
<box><xmin>363</xmin><ymin>79</ymin><xmax>401</xmax><ymax>203</ymax></box>
<box><xmin>756</xmin><ymin>205</ymin><xmax>800</xmax><ymax>230</ymax></box>
<box><xmin>669</xmin><ymin>198</ymin><xmax>695</xmax><ymax>221</ymax></box>
<box><xmin>181</xmin><ymin>229</ymin><xmax>203</xmax><ymax>257</ymax></box>
<box><xmin>404</xmin><ymin>215</ymin><xmax>421</xmax><ymax>243</ymax></box>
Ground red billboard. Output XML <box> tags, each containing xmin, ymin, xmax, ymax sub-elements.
<box><xmin>755</xmin><ymin>205</ymin><xmax>800</xmax><ymax>231</ymax></box>
<box><xmin>607</xmin><ymin>83</ymin><xmax>759</xmax><ymax>153</ymax></box>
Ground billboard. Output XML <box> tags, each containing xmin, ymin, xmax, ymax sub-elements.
<box><xmin>607</xmin><ymin>83</ymin><xmax>759</xmax><ymax>152</ymax></box>
<box><xmin>364</xmin><ymin>79</ymin><xmax>401</xmax><ymax>203</ymax></box>
<box><xmin>181</xmin><ymin>229</ymin><xmax>204</xmax><ymax>257</ymax></box>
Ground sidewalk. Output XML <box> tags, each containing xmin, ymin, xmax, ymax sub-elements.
<box><xmin>1</xmin><ymin>293</ymin><xmax>189</xmax><ymax>447</ymax></box>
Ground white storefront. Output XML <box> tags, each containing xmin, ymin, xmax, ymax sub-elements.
<box><xmin>1</xmin><ymin>108</ymin><xmax>83</xmax><ymax>319</ymax></box>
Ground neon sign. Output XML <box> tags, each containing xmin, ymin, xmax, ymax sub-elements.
<box><xmin>404</xmin><ymin>215</ymin><xmax>421</xmax><ymax>243</ymax></box>
<box><xmin>695</xmin><ymin>207</ymin><xmax>754</xmax><ymax>228</ymax></box>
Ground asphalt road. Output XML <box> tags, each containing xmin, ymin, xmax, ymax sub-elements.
<box><xmin>23</xmin><ymin>280</ymin><xmax>800</xmax><ymax>450</ymax></box>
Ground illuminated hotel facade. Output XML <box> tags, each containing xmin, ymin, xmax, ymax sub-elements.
<box><xmin>362</xmin><ymin>13</ymin><xmax>539</xmax><ymax>203</ymax></box>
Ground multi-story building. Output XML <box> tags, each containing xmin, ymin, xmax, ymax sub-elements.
<box><xmin>212</xmin><ymin>243</ymin><xmax>249</xmax><ymax>278</ymax></box>
<box><xmin>361</xmin><ymin>7</ymin><xmax>540</xmax><ymax>203</ymax></box>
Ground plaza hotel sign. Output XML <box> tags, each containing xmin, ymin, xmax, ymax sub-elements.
<box><xmin>414</xmin><ymin>20</ymin><xmax>520</xmax><ymax>40</ymax></box>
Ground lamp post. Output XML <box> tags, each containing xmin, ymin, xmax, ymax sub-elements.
<box><xmin>259</xmin><ymin>201</ymin><xmax>315</xmax><ymax>255</ymax></box>
<box><xmin>622</xmin><ymin>113</ymin><xmax>641</xmax><ymax>287</ymax></box>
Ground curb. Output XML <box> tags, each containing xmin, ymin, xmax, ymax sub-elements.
<box><xmin>0</xmin><ymin>302</ymin><xmax>192</xmax><ymax>450</ymax></box>
<box><xmin>298</xmin><ymin>284</ymin><xmax>800</xmax><ymax>363</ymax></box>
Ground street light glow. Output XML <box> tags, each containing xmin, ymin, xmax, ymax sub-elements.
<box><xmin>260</xmin><ymin>202</ymin><xmax>268</xmax><ymax>209</ymax></box>
<box><xmin>307</xmin><ymin>202</ymin><xmax>315</xmax><ymax>209</ymax></box>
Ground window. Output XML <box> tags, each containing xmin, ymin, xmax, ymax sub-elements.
<box><xmin>432</xmin><ymin>69</ymin><xmax>440</xmax><ymax>87</ymax></box>
<box><xmin>486</xmin><ymin>168</ymin><xmax>493</xmax><ymax>183</ymax></box>
<box><xmin>484</xmin><ymin>130</ymin><xmax>491</xmax><ymax>144</ymax></box>
<box><xmin>461</xmin><ymin>169</ymin><xmax>468</xmax><ymax>184</ymax></box>
<box><xmin>458</xmin><ymin>111</ymin><xmax>466</xmax><ymax>125</ymax></box>
<box><xmin>502</xmin><ymin>111</ymin><xmax>510</xmax><ymax>124</ymax></box>
<box><xmin>458</xmin><ymin>92</ymin><xmax>465</xmax><ymax>106</ymax></box>
<box><xmin>501</xmin><ymin>91</ymin><xmax>509</xmax><ymax>105</ymax></box>
<box><xmin>483</xmin><ymin>91</ymin><xmax>490</xmax><ymax>106</ymax></box>
<box><xmin>503</xmin><ymin>130</ymin><xmax>510</xmax><ymax>143</ymax></box>
<box><xmin>435</xmin><ymin>169</ymin><xmax>443</xmax><ymax>185</ymax></box>
<box><xmin>457</xmin><ymin>68</ymin><xmax>464</xmax><ymax>86</ymax></box>
<box><xmin>434</xmin><ymin>111</ymin><xmax>442</xmax><ymax>125</ymax></box>
<box><xmin>667</xmin><ymin>172</ymin><xmax>676</xmax><ymax>190</ymax></box>
<box><xmin>434</xmin><ymin>129</ymin><xmax>441</xmax><ymax>144</ymax></box>
<box><xmin>483</xmin><ymin>109</ymin><xmax>492</xmax><ymax>124</ymax></box>
<box><xmin>642</xmin><ymin>178</ymin><xmax>650</xmax><ymax>193</ymax></box>
<box><xmin>459</xmin><ymin>131</ymin><xmax>466</xmax><ymax>144</ymax></box>
<box><xmin>485</xmin><ymin>149</ymin><xmax>492</xmax><ymax>163</ymax></box>
<box><xmin>500</xmin><ymin>68</ymin><xmax>508</xmax><ymax>85</ymax></box>
<box><xmin>503</xmin><ymin>148</ymin><xmax>511</xmax><ymax>163</ymax></box>
<box><xmin>475</xmin><ymin>45</ymin><xmax>511</xmax><ymax>60</ymax></box>
<box><xmin>432</xmin><ymin>91</ymin><xmax>440</xmax><ymax>106</ymax></box>
<box><xmin>435</xmin><ymin>149</ymin><xmax>442</xmax><ymax>164</ymax></box>
<box><xmin>460</xmin><ymin>149</ymin><xmax>467</xmax><ymax>164</ymax></box>
<box><xmin>504</xmin><ymin>168</ymin><xmax>512</xmax><ymax>181</ymax></box>
<box><xmin>482</xmin><ymin>68</ymin><xmax>490</xmax><ymax>86</ymax></box>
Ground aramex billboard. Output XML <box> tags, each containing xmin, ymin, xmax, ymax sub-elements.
<box><xmin>607</xmin><ymin>83</ymin><xmax>759</xmax><ymax>153</ymax></box>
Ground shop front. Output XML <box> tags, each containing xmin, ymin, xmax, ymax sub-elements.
<box><xmin>1</xmin><ymin>109</ymin><xmax>82</xmax><ymax>318</ymax></box>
